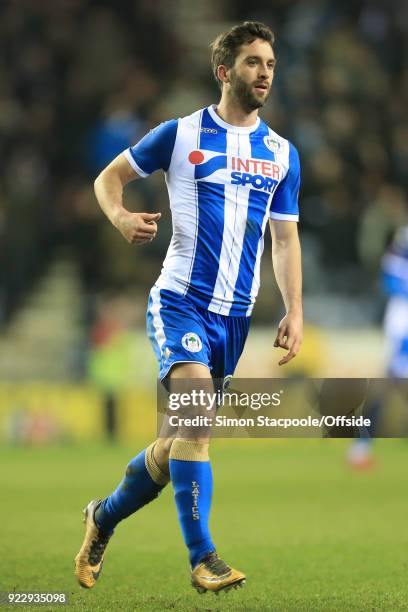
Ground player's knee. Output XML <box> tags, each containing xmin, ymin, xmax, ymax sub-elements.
<box><xmin>154</xmin><ymin>437</ymin><xmax>174</xmax><ymax>466</ymax></box>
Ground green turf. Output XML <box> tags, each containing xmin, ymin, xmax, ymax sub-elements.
<box><xmin>1</xmin><ymin>439</ymin><xmax>407</xmax><ymax>611</ymax></box>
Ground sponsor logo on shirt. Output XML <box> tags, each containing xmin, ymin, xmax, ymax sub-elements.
<box><xmin>188</xmin><ymin>150</ymin><xmax>280</xmax><ymax>193</ymax></box>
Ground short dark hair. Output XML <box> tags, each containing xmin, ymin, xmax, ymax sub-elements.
<box><xmin>210</xmin><ymin>21</ymin><xmax>275</xmax><ymax>90</ymax></box>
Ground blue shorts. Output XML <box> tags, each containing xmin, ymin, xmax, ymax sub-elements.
<box><xmin>146</xmin><ymin>286</ymin><xmax>250</xmax><ymax>383</ymax></box>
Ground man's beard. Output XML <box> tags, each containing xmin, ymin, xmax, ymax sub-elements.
<box><xmin>229</xmin><ymin>70</ymin><xmax>269</xmax><ymax>113</ymax></box>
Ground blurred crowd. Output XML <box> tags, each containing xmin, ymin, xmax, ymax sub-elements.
<box><xmin>1</xmin><ymin>0</ymin><xmax>407</xmax><ymax>328</ymax></box>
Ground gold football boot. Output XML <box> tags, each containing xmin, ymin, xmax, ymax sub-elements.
<box><xmin>74</xmin><ymin>500</ymin><xmax>112</xmax><ymax>589</ymax></box>
<box><xmin>191</xmin><ymin>551</ymin><xmax>246</xmax><ymax>594</ymax></box>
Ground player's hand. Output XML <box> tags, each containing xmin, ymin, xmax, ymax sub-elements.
<box><xmin>273</xmin><ymin>310</ymin><xmax>303</xmax><ymax>366</ymax></box>
<box><xmin>114</xmin><ymin>211</ymin><xmax>161</xmax><ymax>245</ymax></box>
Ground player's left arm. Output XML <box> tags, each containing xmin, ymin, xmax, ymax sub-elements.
<box><xmin>269</xmin><ymin>140</ymin><xmax>302</xmax><ymax>365</ymax></box>
<box><xmin>270</xmin><ymin>219</ymin><xmax>303</xmax><ymax>366</ymax></box>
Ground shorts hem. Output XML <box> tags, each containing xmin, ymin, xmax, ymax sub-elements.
<box><xmin>160</xmin><ymin>360</ymin><xmax>212</xmax><ymax>382</ymax></box>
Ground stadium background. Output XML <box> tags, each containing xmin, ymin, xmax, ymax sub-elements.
<box><xmin>1</xmin><ymin>1</ymin><xmax>408</xmax><ymax>610</ymax></box>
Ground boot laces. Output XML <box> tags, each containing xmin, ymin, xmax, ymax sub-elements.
<box><xmin>202</xmin><ymin>552</ymin><xmax>231</xmax><ymax>576</ymax></box>
<box><xmin>88</xmin><ymin>531</ymin><xmax>110</xmax><ymax>565</ymax></box>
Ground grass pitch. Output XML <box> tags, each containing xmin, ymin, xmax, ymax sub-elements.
<box><xmin>1</xmin><ymin>439</ymin><xmax>408</xmax><ymax>611</ymax></box>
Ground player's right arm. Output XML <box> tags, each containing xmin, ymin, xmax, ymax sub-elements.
<box><xmin>94</xmin><ymin>119</ymin><xmax>178</xmax><ymax>245</ymax></box>
<box><xmin>94</xmin><ymin>153</ymin><xmax>161</xmax><ymax>245</ymax></box>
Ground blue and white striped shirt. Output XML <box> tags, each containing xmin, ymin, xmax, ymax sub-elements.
<box><xmin>124</xmin><ymin>104</ymin><xmax>300</xmax><ymax>316</ymax></box>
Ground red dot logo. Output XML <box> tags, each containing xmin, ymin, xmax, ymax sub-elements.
<box><xmin>188</xmin><ymin>150</ymin><xmax>204</xmax><ymax>165</ymax></box>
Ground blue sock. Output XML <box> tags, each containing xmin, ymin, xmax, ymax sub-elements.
<box><xmin>169</xmin><ymin>457</ymin><xmax>215</xmax><ymax>568</ymax></box>
<box><xmin>95</xmin><ymin>449</ymin><xmax>166</xmax><ymax>533</ymax></box>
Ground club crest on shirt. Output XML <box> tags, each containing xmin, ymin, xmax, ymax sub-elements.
<box><xmin>263</xmin><ymin>135</ymin><xmax>282</xmax><ymax>153</ymax></box>
<box><xmin>182</xmin><ymin>332</ymin><xmax>202</xmax><ymax>353</ymax></box>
